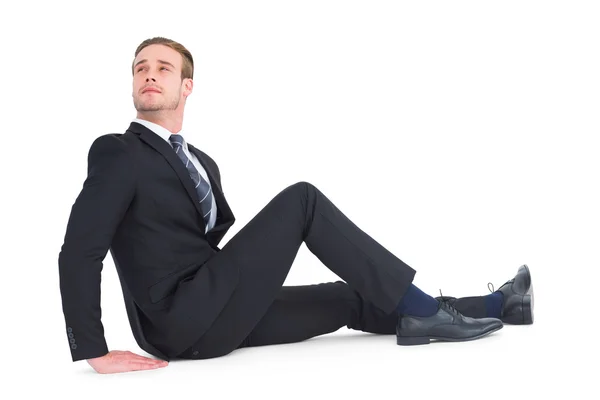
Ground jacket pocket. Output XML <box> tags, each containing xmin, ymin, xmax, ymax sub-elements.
<box><xmin>148</xmin><ymin>263</ymin><xmax>201</xmax><ymax>304</ymax></box>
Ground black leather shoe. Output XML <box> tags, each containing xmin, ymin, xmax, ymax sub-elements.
<box><xmin>396</xmin><ymin>301</ymin><xmax>503</xmax><ymax>345</ymax></box>
<box><xmin>435</xmin><ymin>264</ymin><xmax>534</xmax><ymax>325</ymax></box>
<box><xmin>496</xmin><ymin>264</ymin><xmax>534</xmax><ymax>324</ymax></box>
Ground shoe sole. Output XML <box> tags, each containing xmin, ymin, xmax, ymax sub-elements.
<box><xmin>396</xmin><ymin>325</ymin><xmax>503</xmax><ymax>346</ymax></box>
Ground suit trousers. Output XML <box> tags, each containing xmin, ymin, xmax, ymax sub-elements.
<box><xmin>177</xmin><ymin>181</ymin><xmax>417</xmax><ymax>359</ymax></box>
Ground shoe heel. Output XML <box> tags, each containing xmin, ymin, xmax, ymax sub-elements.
<box><xmin>396</xmin><ymin>335</ymin><xmax>430</xmax><ymax>346</ymax></box>
<box><xmin>523</xmin><ymin>294</ymin><xmax>533</xmax><ymax>324</ymax></box>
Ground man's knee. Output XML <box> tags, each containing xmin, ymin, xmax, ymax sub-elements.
<box><xmin>289</xmin><ymin>181</ymin><xmax>315</xmax><ymax>194</ymax></box>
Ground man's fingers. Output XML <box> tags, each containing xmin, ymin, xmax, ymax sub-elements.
<box><xmin>125</xmin><ymin>357</ymin><xmax>162</xmax><ymax>365</ymax></box>
<box><xmin>120</xmin><ymin>350</ymin><xmax>158</xmax><ymax>361</ymax></box>
<box><xmin>130</xmin><ymin>361</ymin><xmax>167</xmax><ymax>371</ymax></box>
<box><xmin>125</xmin><ymin>356</ymin><xmax>168</xmax><ymax>367</ymax></box>
<box><xmin>126</xmin><ymin>354</ymin><xmax>154</xmax><ymax>361</ymax></box>
<box><xmin>115</xmin><ymin>351</ymin><xmax>166</xmax><ymax>364</ymax></box>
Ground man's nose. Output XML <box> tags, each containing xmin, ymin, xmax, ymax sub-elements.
<box><xmin>146</xmin><ymin>77</ymin><xmax>156</xmax><ymax>82</ymax></box>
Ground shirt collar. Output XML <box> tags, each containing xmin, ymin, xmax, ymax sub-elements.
<box><xmin>133</xmin><ymin>118</ymin><xmax>186</xmax><ymax>148</ymax></box>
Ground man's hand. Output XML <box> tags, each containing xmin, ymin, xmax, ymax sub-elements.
<box><xmin>87</xmin><ymin>350</ymin><xmax>169</xmax><ymax>374</ymax></box>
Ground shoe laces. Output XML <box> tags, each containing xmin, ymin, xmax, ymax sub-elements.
<box><xmin>491</xmin><ymin>277</ymin><xmax>514</xmax><ymax>292</ymax></box>
<box><xmin>438</xmin><ymin>289</ymin><xmax>463</xmax><ymax>315</ymax></box>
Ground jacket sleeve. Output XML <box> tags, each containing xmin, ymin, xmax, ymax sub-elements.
<box><xmin>58</xmin><ymin>134</ymin><xmax>136</xmax><ymax>362</ymax></box>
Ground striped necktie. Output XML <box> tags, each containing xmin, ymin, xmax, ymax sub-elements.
<box><xmin>168</xmin><ymin>134</ymin><xmax>212</xmax><ymax>229</ymax></box>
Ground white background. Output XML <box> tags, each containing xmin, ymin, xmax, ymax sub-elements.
<box><xmin>1</xmin><ymin>0</ymin><xmax>598</xmax><ymax>398</ymax></box>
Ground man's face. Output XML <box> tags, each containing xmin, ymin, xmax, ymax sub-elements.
<box><xmin>132</xmin><ymin>44</ymin><xmax>189</xmax><ymax>113</ymax></box>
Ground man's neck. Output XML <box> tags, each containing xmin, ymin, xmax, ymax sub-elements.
<box><xmin>136</xmin><ymin>113</ymin><xmax>183</xmax><ymax>134</ymax></box>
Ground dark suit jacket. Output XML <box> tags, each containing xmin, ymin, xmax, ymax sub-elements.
<box><xmin>58</xmin><ymin>122</ymin><xmax>239</xmax><ymax>362</ymax></box>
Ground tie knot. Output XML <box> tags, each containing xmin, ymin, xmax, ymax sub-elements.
<box><xmin>169</xmin><ymin>134</ymin><xmax>185</xmax><ymax>147</ymax></box>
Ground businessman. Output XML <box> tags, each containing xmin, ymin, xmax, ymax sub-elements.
<box><xmin>58</xmin><ymin>37</ymin><xmax>534</xmax><ymax>374</ymax></box>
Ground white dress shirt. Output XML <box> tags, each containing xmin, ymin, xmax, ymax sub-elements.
<box><xmin>133</xmin><ymin>118</ymin><xmax>218</xmax><ymax>233</ymax></box>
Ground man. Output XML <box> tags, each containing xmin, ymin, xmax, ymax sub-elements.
<box><xmin>58</xmin><ymin>37</ymin><xmax>534</xmax><ymax>374</ymax></box>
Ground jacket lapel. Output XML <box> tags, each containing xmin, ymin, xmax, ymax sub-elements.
<box><xmin>134</xmin><ymin>125</ymin><xmax>207</xmax><ymax>227</ymax></box>
<box><xmin>129</xmin><ymin>122</ymin><xmax>234</xmax><ymax>234</ymax></box>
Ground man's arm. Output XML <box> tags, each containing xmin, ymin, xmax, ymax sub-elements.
<box><xmin>58</xmin><ymin>134</ymin><xmax>135</xmax><ymax>362</ymax></box>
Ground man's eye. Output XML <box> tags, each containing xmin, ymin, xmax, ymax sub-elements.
<box><xmin>136</xmin><ymin>67</ymin><xmax>168</xmax><ymax>72</ymax></box>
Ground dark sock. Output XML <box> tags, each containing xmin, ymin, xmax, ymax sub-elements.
<box><xmin>396</xmin><ymin>283</ymin><xmax>439</xmax><ymax>317</ymax></box>
<box><xmin>484</xmin><ymin>291</ymin><xmax>504</xmax><ymax>318</ymax></box>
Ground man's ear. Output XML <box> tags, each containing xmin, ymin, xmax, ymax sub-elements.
<box><xmin>183</xmin><ymin>78</ymin><xmax>193</xmax><ymax>98</ymax></box>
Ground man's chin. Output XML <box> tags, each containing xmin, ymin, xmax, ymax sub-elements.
<box><xmin>135</xmin><ymin>104</ymin><xmax>164</xmax><ymax>112</ymax></box>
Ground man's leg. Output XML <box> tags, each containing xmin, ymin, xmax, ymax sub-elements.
<box><xmin>436</xmin><ymin>264</ymin><xmax>534</xmax><ymax>325</ymax></box>
<box><xmin>178</xmin><ymin>181</ymin><xmax>413</xmax><ymax>359</ymax></box>
<box><xmin>178</xmin><ymin>182</ymin><xmax>500</xmax><ymax>359</ymax></box>
<box><xmin>234</xmin><ymin>281</ymin><xmax>398</xmax><ymax>350</ymax></box>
